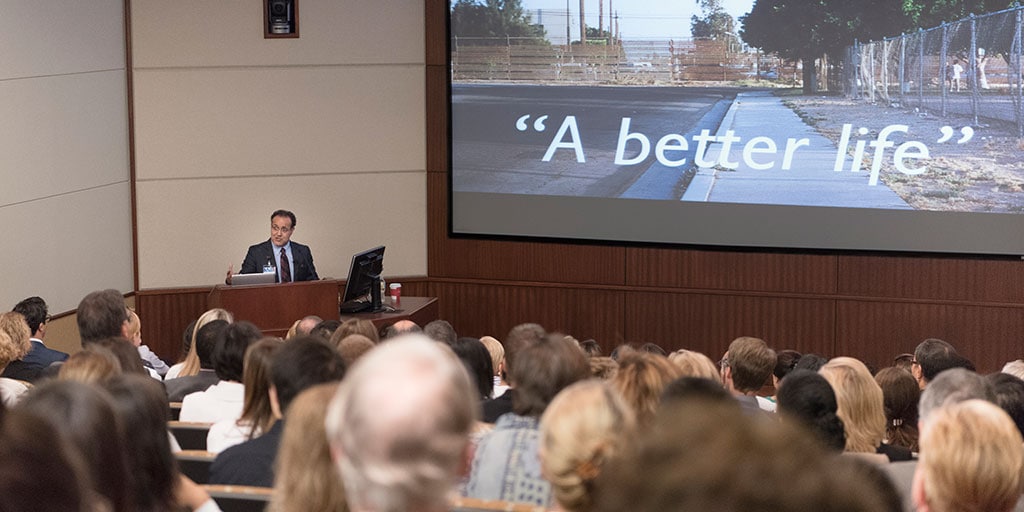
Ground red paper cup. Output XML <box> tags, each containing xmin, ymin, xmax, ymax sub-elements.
<box><xmin>389</xmin><ymin>283</ymin><xmax>402</xmax><ymax>303</ymax></box>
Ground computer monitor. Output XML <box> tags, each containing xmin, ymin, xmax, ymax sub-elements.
<box><xmin>340</xmin><ymin>245</ymin><xmax>386</xmax><ymax>313</ymax></box>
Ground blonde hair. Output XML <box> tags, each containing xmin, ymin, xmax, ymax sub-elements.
<box><xmin>917</xmin><ymin>400</ymin><xmax>1024</xmax><ymax>512</ymax></box>
<box><xmin>178</xmin><ymin>308</ymin><xmax>233</xmax><ymax>377</ymax></box>
<box><xmin>0</xmin><ymin>312</ymin><xmax>32</xmax><ymax>368</ymax></box>
<box><xmin>610</xmin><ymin>351</ymin><xmax>682</xmax><ymax>427</ymax></box>
<box><xmin>126</xmin><ymin>309</ymin><xmax>142</xmax><ymax>346</ymax></box>
<box><xmin>271</xmin><ymin>383</ymin><xmax>347</xmax><ymax>512</ymax></box>
<box><xmin>479</xmin><ymin>336</ymin><xmax>505</xmax><ymax>377</ymax></box>
<box><xmin>285</xmin><ymin>319</ymin><xmax>302</xmax><ymax>340</ymax></box>
<box><xmin>668</xmin><ymin>349</ymin><xmax>719</xmax><ymax>380</ymax></box>
<box><xmin>1002</xmin><ymin>359</ymin><xmax>1024</xmax><ymax>381</ymax></box>
<box><xmin>541</xmin><ymin>380</ymin><xmax>636</xmax><ymax>512</ymax></box>
<box><xmin>330</xmin><ymin>319</ymin><xmax>379</xmax><ymax>347</ymax></box>
<box><xmin>819</xmin><ymin>357</ymin><xmax>886</xmax><ymax>453</ymax></box>
<box><xmin>59</xmin><ymin>349</ymin><xmax>122</xmax><ymax>384</ymax></box>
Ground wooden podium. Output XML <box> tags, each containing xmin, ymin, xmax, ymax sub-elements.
<box><xmin>208</xmin><ymin>280</ymin><xmax>439</xmax><ymax>338</ymax></box>
<box><xmin>208</xmin><ymin>280</ymin><xmax>340</xmax><ymax>338</ymax></box>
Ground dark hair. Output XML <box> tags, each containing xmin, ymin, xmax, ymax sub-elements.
<box><xmin>987</xmin><ymin>372</ymin><xmax>1024</xmax><ymax>437</ymax></box>
<box><xmin>20</xmin><ymin>380</ymin><xmax>130</xmax><ymax>512</ymax></box>
<box><xmin>309</xmin><ymin>320</ymin><xmax>342</xmax><ymax>342</ymax></box>
<box><xmin>449</xmin><ymin>337</ymin><xmax>494</xmax><ymax>400</ymax></box>
<box><xmin>579</xmin><ymin>339</ymin><xmax>602</xmax><ymax>357</ymax></box>
<box><xmin>776</xmin><ymin>369</ymin><xmax>846</xmax><ymax>452</ymax></box>
<box><xmin>638</xmin><ymin>342</ymin><xmax>667</xmax><ymax>356</ymax></box>
<box><xmin>271</xmin><ymin>336</ymin><xmax>346</xmax><ymax>413</ymax></box>
<box><xmin>87</xmin><ymin>338</ymin><xmax>147</xmax><ymax>376</ymax></box>
<box><xmin>424</xmin><ymin>319</ymin><xmax>458</xmax><ymax>344</ymax></box>
<box><xmin>179</xmin><ymin>319</ymin><xmax>197</xmax><ymax>362</ymax></box>
<box><xmin>511</xmin><ymin>338</ymin><xmax>589</xmax><ymax>417</ymax></box>
<box><xmin>914</xmin><ymin>338</ymin><xmax>959</xmax><ymax>382</ymax></box>
<box><xmin>271</xmin><ymin>209</ymin><xmax>297</xmax><ymax>228</ymax></box>
<box><xmin>875</xmin><ymin>367</ymin><xmax>920</xmax><ymax>452</ymax></box>
<box><xmin>793</xmin><ymin>353</ymin><xmax>828</xmax><ymax>372</ymax></box>
<box><xmin>104</xmin><ymin>374</ymin><xmax>177</xmax><ymax>512</ymax></box>
<box><xmin>195</xmin><ymin>319</ymin><xmax>228</xmax><ymax>369</ymax></box>
<box><xmin>76</xmin><ymin>289</ymin><xmax>128</xmax><ymax>343</ymax></box>
<box><xmin>661</xmin><ymin>376</ymin><xmax>733</xmax><ymax>407</ymax></box>
<box><xmin>214</xmin><ymin>321</ymin><xmax>262</xmax><ymax>381</ymax></box>
<box><xmin>0</xmin><ymin>408</ymin><xmax>90</xmax><ymax>512</ymax></box>
<box><xmin>12</xmin><ymin>296</ymin><xmax>47</xmax><ymax>335</ymax></box>
<box><xmin>773</xmin><ymin>349</ymin><xmax>802</xmax><ymax>380</ymax></box>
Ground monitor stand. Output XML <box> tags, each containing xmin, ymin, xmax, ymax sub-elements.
<box><xmin>339</xmin><ymin>275</ymin><xmax>394</xmax><ymax>314</ymax></box>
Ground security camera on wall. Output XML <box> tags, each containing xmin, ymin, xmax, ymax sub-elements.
<box><xmin>264</xmin><ymin>0</ymin><xmax>298</xmax><ymax>38</ymax></box>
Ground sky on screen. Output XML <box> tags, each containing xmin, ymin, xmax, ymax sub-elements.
<box><xmin>521</xmin><ymin>0</ymin><xmax>756</xmax><ymax>40</ymax></box>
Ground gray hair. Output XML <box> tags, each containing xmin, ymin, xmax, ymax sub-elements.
<box><xmin>919</xmin><ymin>368</ymin><xmax>995</xmax><ymax>425</ymax></box>
<box><xmin>325</xmin><ymin>334</ymin><xmax>478</xmax><ymax>512</ymax></box>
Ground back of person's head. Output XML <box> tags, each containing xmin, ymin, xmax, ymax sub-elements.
<box><xmin>272</xmin><ymin>383</ymin><xmax>346</xmax><ymax>512</ymax></box>
<box><xmin>309</xmin><ymin>320</ymin><xmax>342</xmax><ymax>342</ymax></box>
<box><xmin>794</xmin><ymin>353</ymin><xmax>828</xmax><ymax>372</ymax></box>
<box><xmin>423</xmin><ymin>319</ymin><xmax>458</xmax><ymax>344</ymax></box>
<box><xmin>579</xmin><ymin>339</ymin><xmax>602</xmax><ymax>357</ymax></box>
<box><xmin>638</xmin><ymin>342</ymin><xmax>667</xmax><ymax>356</ymax></box>
<box><xmin>913</xmin><ymin>338</ymin><xmax>958</xmax><ymax>383</ymax></box>
<box><xmin>512</xmin><ymin>337</ymin><xmax>589</xmax><ymax>418</ymax></box>
<box><xmin>0</xmin><ymin>407</ymin><xmax>91</xmax><ymax>512</ymax></box>
<box><xmin>239</xmin><ymin>338</ymin><xmax>283</xmax><ymax>439</ymax></box>
<box><xmin>381</xmin><ymin>320</ymin><xmax>422</xmax><ymax>340</ymax></box>
<box><xmin>503</xmin><ymin>322</ymin><xmax>547</xmax><ymax>375</ymax></box>
<box><xmin>295</xmin><ymin>315</ymin><xmax>323</xmax><ymax>338</ymax></box>
<box><xmin>58</xmin><ymin>349</ymin><xmax>122</xmax><ymax>384</ymax></box>
<box><xmin>725</xmin><ymin>336</ymin><xmax>777</xmax><ymax>393</ymax></box>
<box><xmin>19</xmin><ymin>380</ymin><xmax>130</xmax><ymax>512</ymax></box>
<box><xmin>332</xmin><ymin>318</ymin><xmax>379</xmax><ymax>344</ymax></box>
<box><xmin>919</xmin><ymin>367</ymin><xmax>995</xmax><ymax>425</ymax></box>
<box><xmin>916</xmin><ymin>400</ymin><xmax>1024</xmax><ymax>512</ymax></box>
<box><xmin>541</xmin><ymin>380</ymin><xmax>636</xmax><ymax>512</ymax></box>
<box><xmin>179</xmin><ymin>308</ymin><xmax>234</xmax><ymax>376</ymax></box>
<box><xmin>589</xmin><ymin>356</ymin><xmax>618</xmax><ymax>380</ymax></box>
<box><xmin>125</xmin><ymin>309</ymin><xmax>141</xmax><ymax>344</ymax></box>
<box><xmin>12</xmin><ymin>296</ymin><xmax>47</xmax><ymax>336</ymax></box>
<box><xmin>213</xmin><ymin>321</ymin><xmax>262</xmax><ymax>381</ymax></box>
<box><xmin>272</xmin><ymin>336</ymin><xmax>346</xmax><ymax>414</ymax></box>
<box><xmin>0</xmin><ymin>312</ymin><xmax>31</xmax><ymax>368</ymax></box>
<box><xmin>479</xmin><ymin>335</ymin><xmax>505</xmax><ymax>375</ymax></box>
<box><xmin>448</xmin><ymin>337</ymin><xmax>494</xmax><ymax>400</ymax></box>
<box><xmin>86</xmin><ymin>337</ymin><xmax>146</xmax><ymax>376</ymax></box>
<box><xmin>987</xmin><ymin>372</ymin><xmax>1024</xmax><ymax>438</ymax></box>
<box><xmin>326</xmin><ymin>334</ymin><xmax>477</xmax><ymax>512</ymax></box>
<box><xmin>594</xmin><ymin>400</ymin><xmax>901</xmax><ymax>512</ymax></box>
<box><xmin>103</xmin><ymin>374</ymin><xmax>176</xmax><ymax>512</ymax></box>
<box><xmin>667</xmin><ymin>349</ymin><xmax>719</xmax><ymax>380</ymax></box>
<box><xmin>892</xmin><ymin>353</ymin><xmax>915</xmax><ymax>372</ymax></box>
<box><xmin>76</xmin><ymin>289</ymin><xmax>128</xmax><ymax>344</ymax></box>
<box><xmin>335</xmin><ymin>334</ymin><xmax>376</xmax><ymax>367</ymax></box>
<box><xmin>1002</xmin><ymin>359</ymin><xmax>1024</xmax><ymax>380</ymax></box>
<box><xmin>611</xmin><ymin>350</ymin><xmax>683</xmax><ymax>426</ymax></box>
<box><xmin>195</xmin><ymin>319</ymin><xmax>229</xmax><ymax>370</ymax></box>
<box><xmin>874</xmin><ymin>367</ymin><xmax>920</xmax><ymax>452</ymax></box>
<box><xmin>776</xmin><ymin>369</ymin><xmax>846</xmax><ymax>452</ymax></box>
<box><xmin>774</xmin><ymin>349</ymin><xmax>802</xmax><ymax>381</ymax></box>
<box><xmin>819</xmin><ymin>357</ymin><xmax>886</xmax><ymax>453</ymax></box>
<box><xmin>661</xmin><ymin>376</ymin><xmax>733</xmax><ymax>408</ymax></box>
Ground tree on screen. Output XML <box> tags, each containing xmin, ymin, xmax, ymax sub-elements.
<box><xmin>903</xmin><ymin>0</ymin><xmax>1015</xmax><ymax>28</ymax></box>
<box><xmin>450</xmin><ymin>0</ymin><xmax>547</xmax><ymax>43</ymax></box>
<box><xmin>691</xmin><ymin>0</ymin><xmax>736</xmax><ymax>40</ymax></box>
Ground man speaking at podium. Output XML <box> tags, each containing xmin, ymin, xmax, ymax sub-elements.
<box><xmin>227</xmin><ymin>209</ymin><xmax>319</xmax><ymax>284</ymax></box>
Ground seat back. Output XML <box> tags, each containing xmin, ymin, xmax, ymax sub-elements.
<box><xmin>169</xmin><ymin>420</ymin><xmax>212</xmax><ymax>451</ymax></box>
<box><xmin>202</xmin><ymin>484</ymin><xmax>273</xmax><ymax>512</ymax></box>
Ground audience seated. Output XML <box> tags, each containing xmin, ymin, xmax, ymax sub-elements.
<box><xmin>911</xmin><ymin>338</ymin><xmax>960</xmax><ymax>390</ymax></box>
<box><xmin>661</xmin><ymin>376</ymin><xmax>734</xmax><ymax>407</ymax></box>
<box><xmin>986</xmin><ymin>372</ymin><xmax>1024</xmax><ymax>437</ymax></box>
<box><xmin>2</xmin><ymin>296</ymin><xmax>68</xmax><ymax>382</ymax></box>
<box><xmin>793</xmin><ymin>352</ymin><xmax>828</xmax><ymax>372</ymax></box>
<box><xmin>166</xmin><ymin>320</ymin><xmax>228</xmax><ymax>402</ymax></box>
<box><xmin>207</xmin><ymin>337</ymin><xmax>283</xmax><ymax>454</ymax></box>
<box><xmin>820</xmin><ymin>357</ymin><xmax>911</xmax><ymax>461</ymax></box>
<box><xmin>465</xmin><ymin>335</ymin><xmax>589</xmax><ymax>506</ymax></box>
<box><xmin>58</xmin><ymin>348</ymin><xmax>122</xmax><ymax>384</ymax></box>
<box><xmin>610</xmin><ymin>349</ymin><xmax>683</xmax><ymax>427</ymax></box>
<box><xmin>914</xmin><ymin>400</ymin><xmax>1024</xmax><ymax>512</ymax></box>
<box><xmin>127</xmin><ymin>309</ymin><xmax>170</xmax><ymax>378</ymax></box>
<box><xmin>478</xmin><ymin>335</ymin><xmax>507</xmax><ymax>398</ymax></box>
<box><xmin>776</xmin><ymin>369</ymin><xmax>846</xmax><ymax>452</ymax></box>
<box><xmin>166</xmin><ymin>308</ymin><xmax>233</xmax><ymax>380</ymax></box>
<box><xmin>330</xmin><ymin>318</ymin><xmax>380</xmax><ymax>344</ymax></box>
<box><xmin>424</xmin><ymin>319</ymin><xmax>458</xmax><ymax>344</ymax></box>
<box><xmin>0</xmin><ymin>407</ymin><xmax>91</xmax><ymax>512</ymax></box>
<box><xmin>381</xmin><ymin>319</ymin><xmax>421</xmax><ymax>339</ymax></box>
<box><xmin>309</xmin><ymin>320</ymin><xmax>342</xmax><ymax>342</ymax></box>
<box><xmin>875</xmin><ymin>367</ymin><xmax>920</xmax><ymax>452</ymax></box>
<box><xmin>286</xmin><ymin>315</ymin><xmax>322</xmax><ymax>340</ymax></box>
<box><xmin>180</xmin><ymin>321</ymin><xmax>261</xmax><ymax>423</ymax></box>
<box><xmin>333</xmin><ymin>334</ymin><xmax>376</xmax><ymax>367</ymax></box>
<box><xmin>0</xmin><ymin>312</ymin><xmax>33</xmax><ymax>405</ymax></box>
<box><xmin>481</xmin><ymin>323</ymin><xmax>547</xmax><ymax>423</ymax></box>
<box><xmin>539</xmin><ymin>380</ymin><xmax>636</xmax><ymax>512</ymax></box>
<box><xmin>449</xmin><ymin>337</ymin><xmax>495</xmax><ymax>403</ymax></box>
<box><xmin>588</xmin><ymin>356</ymin><xmax>618</xmax><ymax>380</ymax></box>
<box><xmin>666</xmin><ymin>349</ymin><xmax>719</xmax><ymax>380</ymax></box>
<box><xmin>719</xmin><ymin>336</ymin><xmax>776</xmax><ymax>415</ymax></box>
<box><xmin>593</xmin><ymin>399</ymin><xmax>902</xmax><ymax>512</ymax></box>
<box><xmin>578</xmin><ymin>339</ymin><xmax>602</xmax><ymax>358</ymax></box>
<box><xmin>271</xmin><ymin>382</ymin><xmax>345</xmax><ymax>512</ymax></box>
<box><xmin>76</xmin><ymin>289</ymin><xmax>132</xmax><ymax>345</ymax></box>
<box><xmin>327</xmin><ymin>334</ymin><xmax>477</xmax><ymax>512</ymax></box>
<box><xmin>209</xmin><ymin>336</ymin><xmax>345</xmax><ymax>488</ymax></box>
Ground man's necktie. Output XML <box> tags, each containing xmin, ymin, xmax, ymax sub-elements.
<box><xmin>280</xmin><ymin>248</ymin><xmax>291</xmax><ymax>283</ymax></box>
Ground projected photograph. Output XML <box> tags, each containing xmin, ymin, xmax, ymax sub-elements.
<box><xmin>449</xmin><ymin>0</ymin><xmax>1024</xmax><ymax>254</ymax></box>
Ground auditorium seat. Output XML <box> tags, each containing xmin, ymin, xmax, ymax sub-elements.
<box><xmin>169</xmin><ymin>402</ymin><xmax>182</xmax><ymax>421</ymax></box>
<box><xmin>202</xmin><ymin>484</ymin><xmax>273</xmax><ymax>512</ymax></box>
<box><xmin>169</xmin><ymin>420</ymin><xmax>212</xmax><ymax>451</ymax></box>
<box><xmin>176</xmin><ymin>450</ymin><xmax>216</xmax><ymax>484</ymax></box>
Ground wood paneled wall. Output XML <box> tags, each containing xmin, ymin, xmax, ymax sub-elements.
<box><xmin>423</xmin><ymin>0</ymin><xmax>1024</xmax><ymax>373</ymax></box>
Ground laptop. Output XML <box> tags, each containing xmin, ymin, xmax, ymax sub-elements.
<box><xmin>229</xmin><ymin>272</ymin><xmax>277</xmax><ymax>286</ymax></box>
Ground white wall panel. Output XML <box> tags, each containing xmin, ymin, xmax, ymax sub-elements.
<box><xmin>136</xmin><ymin>173</ymin><xmax>426</xmax><ymax>288</ymax></box>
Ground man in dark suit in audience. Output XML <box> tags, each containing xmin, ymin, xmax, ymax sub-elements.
<box><xmin>2</xmin><ymin>297</ymin><xmax>68</xmax><ymax>382</ymax></box>
<box><xmin>165</xmin><ymin>320</ymin><xmax>227</xmax><ymax>402</ymax></box>
<box><xmin>208</xmin><ymin>336</ymin><xmax>345</xmax><ymax>487</ymax></box>
<box><xmin>226</xmin><ymin>209</ymin><xmax>318</xmax><ymax>284</ymax></box>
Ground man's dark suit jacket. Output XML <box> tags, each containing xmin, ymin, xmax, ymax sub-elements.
<box><xmin>208</xmin><ymin>420</ymin><xmax>284</xmax><ymax>488</ymax></box>
<box><xmin>165</xmin><ymin>369</ymin><xmax>220</xmax><ymax>402</ymax></box>
<box><xmin>1</xmin><ymin>340</ymin><xmax>69</xmax><ymax>382</ymax></box>
<box><xmin>239</xmin><ymin>239</ymin><xmax>319</xmax><ymax>282</ymax></box>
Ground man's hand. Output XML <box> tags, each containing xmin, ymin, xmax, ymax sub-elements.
<box><xmin>224</xmin><ymin>264</ymin><xmax>234</xmax><ymax>285</ymax></box>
